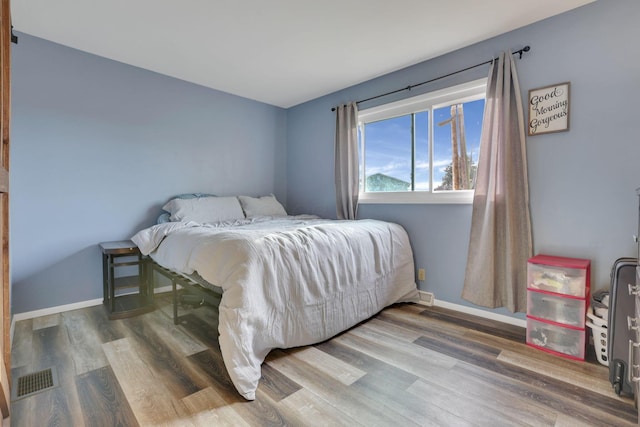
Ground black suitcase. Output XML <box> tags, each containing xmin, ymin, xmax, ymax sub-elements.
<box><xmin>608</xmin><ymin>257</ymin><xmax>637</xmax><ymax>395</ymax></box>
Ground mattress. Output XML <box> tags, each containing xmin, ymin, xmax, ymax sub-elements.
<box><xmin>132</xmin><ymin>215</ymin><xmax>418</xmax><ymax>399</ymax></box>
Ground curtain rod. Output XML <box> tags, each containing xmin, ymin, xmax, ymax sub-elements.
<box><xmin>331</xmin><ymin>45</ymin><xmax>530</xmax><ymax>111</ymax></box>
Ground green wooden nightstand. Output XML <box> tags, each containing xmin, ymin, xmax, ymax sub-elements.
<box><xmin>99</xmin><ymin>240</ymin><xmax>154</xmax><ymax>319</ymax></box>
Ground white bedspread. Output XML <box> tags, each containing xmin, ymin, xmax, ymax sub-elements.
<box><xmin>132</xmin><ymin>216</ymin><xmax>418</xmax><ymax>400</ymax></box>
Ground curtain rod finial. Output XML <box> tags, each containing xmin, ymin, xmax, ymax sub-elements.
<box><xmin>519</xmin><ymin>45</ymin><xmax>531</xmax><ymax>59</ymax></box>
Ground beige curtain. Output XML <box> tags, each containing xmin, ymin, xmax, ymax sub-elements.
<box><xmin>334</xmin><ymin>102</ymin><xmax>359</xmax><ymax>220</ymax></box>
<box><xmin>461</xmin><ymin>51</ymin><xmax>532</xmax><ymax>313</ymax></box>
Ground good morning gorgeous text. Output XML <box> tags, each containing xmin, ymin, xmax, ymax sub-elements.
<box><xmin>529</xmin><ymin>86</ymin><xmax>568</xmax><ymax>134</ymax></box>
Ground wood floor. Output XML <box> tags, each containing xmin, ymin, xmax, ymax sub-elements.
<box><xmin>9</xmin><ymin>293</ymin><xmax>638</xmax><ymax>426</ymax></box>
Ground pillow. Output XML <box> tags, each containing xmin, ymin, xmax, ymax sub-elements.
<box><xmin>162</xmin><ymin>196</ymin><xmax>245</xmax><ymax>223</ymax></box>
<box><xmin>172</xmin><ymin>192</ymin><xmax>215</xmax><ymax>200</ymax></box>
<box><xmin>157</xmin><ymin>193</ymin><xmax>216</xmax><ymax>224</ymax></box>
<box><xmin>157</xmin><ymin>212</ymin><xmax>171</xmax><ymax>224</ymax></box>
<box><xmin>238</xmin><ymin>194</ymin><xmax>287</xmax><ymax>218</ymax></box>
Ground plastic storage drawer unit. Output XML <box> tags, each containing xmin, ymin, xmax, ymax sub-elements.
<box><xmin>527</xmin><ymin>291</ymin><xmax>586</xmax><ymax>328</ymax></box>
<box><xmin>526</xmin><ymin>254</ymin><xmax>590</xmax><ymax>361</ymax></box>
<box><xmin>526</xmin><ymin>317</ymin><xmax>586</xmax><ymax>360</ymax></box>
<box><xmin>527</xmin><ymin>261</ymin><xmax>587</xmax><ymax>297</ymax></box>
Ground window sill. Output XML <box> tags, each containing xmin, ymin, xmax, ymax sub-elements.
<box><xmin>358</xmin><ymin>190</ymin><xmax>474</xmax><ymax>205</ymax></box>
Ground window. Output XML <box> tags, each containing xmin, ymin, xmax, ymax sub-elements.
<box><xmin>358</xmin><ymin>78</ymin><xmax>487</xmax><ymax>204</ymax></box>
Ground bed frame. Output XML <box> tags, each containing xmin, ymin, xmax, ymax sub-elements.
<box><xmin>147</xmin><ymin>258</ymin><xmax>222</xmax><ymax>324</ymax></box>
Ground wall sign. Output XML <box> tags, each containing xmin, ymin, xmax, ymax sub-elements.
<box><xmin>528</xmin><ymin>82</ymin><xmax>570</xmax><ymax>136</ymax></box>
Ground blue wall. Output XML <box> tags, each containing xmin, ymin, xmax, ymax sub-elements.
<box><xmin>11</xmin><ymin>34</ymin><xmax>287</xmax><ymax>313</ymax></box>
<box><xmin>286</xmin><ymin>0</ymin><xmax>640</xmax><ymax>318</ymax></box>
<box><xmin>11</xmin><ymin>0</ymin><xmax>640</xmax><ymax>319</ymax></box>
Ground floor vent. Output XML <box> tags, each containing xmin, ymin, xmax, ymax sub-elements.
<box><xmin>418</xmin><ymin>291</ymin><xmax>435</xmax><ymax>306</ymax></box>
<box><xmin>12</xmin><ymin>367</ymin><xmax>59</xmax><ymax>401</ymax></box>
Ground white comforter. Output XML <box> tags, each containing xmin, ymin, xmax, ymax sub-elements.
<box><xmin>132</xmin><ymin>216</ymin><xmax>418</xmax><ymax>400</ymax></box>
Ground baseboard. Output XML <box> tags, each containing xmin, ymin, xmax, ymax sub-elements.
<box><xmin>10</xmin><ymin>285</ymin><xmax>177</xmax><ymax>344</ymax></box>
<box><xmin>417</xmin><ymin>291</ymin><xmax>526</xmax><ymax>328</ymax></box>
<box><xmin>12</xmin><ymin>285</ymin><xmax>175</xmax><ymax>322</ymax></box>
<box><xmin>12</xmin><ymin>298</ymin><xmax>104</xmax><ymax>324</ymax></box>
<box><xmin>9</xmin><ymin>286</ymin><xmax>525</xmax><ymax>343</ymax></box>
<box><xmin>11</xmin><ymin>297</ymin><xmax>104</xmax><ymax>343</ymax></box>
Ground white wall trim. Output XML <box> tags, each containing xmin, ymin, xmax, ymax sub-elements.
<box><xmin>11</xmin><ymin>297</ymin><xmax>103</xmax><ymax>343</ymax></box>
<box><xmin>10</xmin><ymin>285</ymin><xmax>524</xmax><ymax>345</ymax></box>
<box><xmin>429</xmin><ymin>298</ymin><xmax>527</xmax><ymax>328</ymax></box>
<box><xmin>12</xmin><ymin>285</ymin><xmax>175</xmax><ymax>323</ymax></box>
<box><xmin>12</xmin><ymin>298</ymin><xmax>103</xmax><ymax>324</ymax></box>
<box><xmin>10</xmin><ymin>286</ymin><xmax>175</xmax><ymax>343</ymax></box>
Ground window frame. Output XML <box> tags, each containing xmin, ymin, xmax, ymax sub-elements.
<box><xmin>358</xmin><ymin>78</ymin><xmax>487</xmax><ymax>205</ymax></box>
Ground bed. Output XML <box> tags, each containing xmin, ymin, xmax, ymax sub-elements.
<box><xmin>132</xmin><ymin>194</ymin><xmax>419</xmax><ymax>400</ymax></box>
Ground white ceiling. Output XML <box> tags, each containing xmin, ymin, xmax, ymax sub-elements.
<box><xmin>12</xmin><ymin>0</ymin><xmax>594</xmax><ymax>108</ymax></box>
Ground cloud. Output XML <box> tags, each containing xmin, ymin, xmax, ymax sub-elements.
<box><xmin>415</xmin><ymin>160</ymin><xmax>429</xmax><ymax>171</ymax></box>
<box><xmin>365</xmin><ymin>160</ymin><xmax>410</xmax><ymax>178</ymax></box>
<box><xmin>433</xmin><ymin>159</ymin><xmax>451</xmax><ymax>168</ymax></box>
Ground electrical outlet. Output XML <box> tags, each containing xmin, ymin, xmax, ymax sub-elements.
<box><xmin>418</xmin><ymin>268</ymin><xmax>426</xmax><ymax>281</ymax></box>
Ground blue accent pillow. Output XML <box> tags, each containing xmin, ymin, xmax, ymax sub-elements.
<box><xmin>157</xmin><ymin>212</ymin><xmax>171</xmax><ymax>224</ymax></box>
